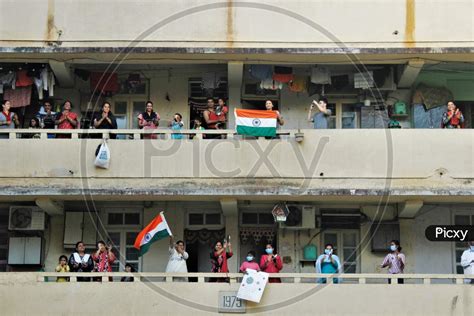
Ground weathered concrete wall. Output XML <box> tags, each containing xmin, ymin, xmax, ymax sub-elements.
<box><xmin>0</xmin><ymin>0</ymin><xmax>473</xmax><ymax>51</ymax></box>
<box><xmin>0</xmin><ymin>273</ymin><xmax>472</xmax><ymax>315</ymax></box>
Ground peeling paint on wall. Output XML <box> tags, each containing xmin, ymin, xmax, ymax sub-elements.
<box><xmin>405</xmin><ymin>0</ymin><xmax>416</xmax><ymax>48</ymax></box>
<box><xmin>226</xmin><ymin>0</ymin><xmax>234</xmax><ymax>47</ymax></box>
<box><xmin>45</xmin><ymin>0</ymin><xmax>56</xmax><ymax>43</ymax></box>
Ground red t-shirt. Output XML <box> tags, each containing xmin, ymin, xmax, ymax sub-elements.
<box><xmin>57</xmin><ymin>112</ymin><xmax>78</xmax><ymax>129</ymax></box>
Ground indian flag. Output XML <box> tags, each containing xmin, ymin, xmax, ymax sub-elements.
<box><xmin>235</xmin><ymin>109</ymin><xmax>277</xmax><ymax>137</ymax></box>
<box><xmin>134</xmin><ymin>212</ymin><xmax>172</xmax><ymax>256</ymax></box>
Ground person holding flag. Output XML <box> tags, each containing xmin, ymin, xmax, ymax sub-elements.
<box><xmin>165</xmin><ymin>237</ymin><xmax>189</xmax><ymax>282</ymax></box>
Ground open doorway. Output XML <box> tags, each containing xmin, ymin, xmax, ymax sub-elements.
<box><xmin>185</xmin><ymin>228</ymin><xmax>225</xmax><ymax>281</ymax></box>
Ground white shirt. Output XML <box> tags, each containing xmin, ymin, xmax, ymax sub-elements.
<box><xmin>460</xmin><ymin>248</ymin><xmax>474</xmax><ymax>283</ymax></box>
<box><xmin>165</xmin><ymin>247</ymin><xmax>188</xmax><ymax>273</ymax></box>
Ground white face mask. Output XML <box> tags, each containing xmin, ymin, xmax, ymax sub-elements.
<box><xmin>470</xmin><ymin>245</ymin><xmax>474</xmax><ymax>251</ymax></box>
<box><xmin>390</xmin><ymin>245</ymin><xmax>398</xmax><ymax>252</ymax></box>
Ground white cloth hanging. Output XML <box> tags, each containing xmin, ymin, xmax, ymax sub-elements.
<box><xmin>311</xmin><ymin>66</ymin><xmax>331</xmax><ymax>85</ymax></box>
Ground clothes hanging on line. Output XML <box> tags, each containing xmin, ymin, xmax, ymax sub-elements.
<box><xmin>311</xmin><ymin>66</ymin><xmax>331</xmax><ymax>85</ymax></box>
<box><xmin>0</xmin><ymin>72</ymin><xmax>16</xmax><ymax>94</ymax></box>
<box><xmin>201</xmin><ymin>72</ymin><xmax>221</xmax><ymax>89</ymax></box>
<box><xmin>260</xmin><ymin>79</ymin><xmax>283</xmax><ymax>90</ymax></box>
<box><xmin>3</xmin><ymin>86</ymin><xmax>32</xmax><ymax>108</ymax></box>
<box><xmin>288</xmin><ymin>76</ymin><xmax>308</xmax><ymax>93</ymax></box>
<box><xmin>249</xmin><ymin>65</ymin><xmax>273</xmax><ymax>81</ymax></box>
<box><xmin>272</xmin><ymin>73</ymin><xmax>294</xmax><ymax>83</ymax></box>
<box><xmin>15</xmin><ymin>70</ymin><xmax>33</xmax><ymax>87</ymax></box>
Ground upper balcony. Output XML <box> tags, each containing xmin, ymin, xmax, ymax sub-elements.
<box><xmin>0</xmin><ymin>128</ymin><xmax>473</xmax><ymax>202</ymax></box>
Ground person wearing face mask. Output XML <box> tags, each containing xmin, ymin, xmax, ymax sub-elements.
<box><xmin>260</xmin><ymin>244</ymin><xmax>283</xmax><ymax>283</ymax></box>
<box><xmin>315</xmin><ymin>243</ymin><xmax>342</xmax><ymax>284</ymax></box>
<box><xmin>239</xmin><ymin>251</ymin><xmax>260</xmax><ymax>273</ymax></box>
<box><xmin>381</xmin><ymin>240</ymin><xmax>406</xmax><ymax>284</ymax></box>
<box><xmin>460</xmin><ymin>241</ymin><xmax>474</xmax><ymax>284</ymax></box>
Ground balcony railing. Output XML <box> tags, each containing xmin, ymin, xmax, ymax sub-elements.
<box><xmin>31</xmin><ymin>272</ymin><xmax>473</xmax><ymax>284</ymax></box>
<box><xmin>0</xmin><ymin>128</ymin><xmax>295</xmax><ymax>139</ymax></box>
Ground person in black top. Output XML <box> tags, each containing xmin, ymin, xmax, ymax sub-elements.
<box><xmin>93</xmin><ymin>101</ymin><xmax>118</xmax><ymax>139</ymax></box>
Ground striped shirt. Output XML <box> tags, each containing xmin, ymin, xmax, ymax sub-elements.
<box><xmin>382</xmin><ymin>253</ymin><xmax>406</xmax><ymax>274</ymax></box>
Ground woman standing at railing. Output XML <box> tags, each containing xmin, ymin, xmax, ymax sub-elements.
<box><xmin>92</xmin><ymin>240</ymin><xmax>116</xmax><ymax>281</ymax></box>
<box><xmin>56</xmin><ymin>100</ymin><xmax>78</xmax><ymax>138</ymax></box>
<box><xmin>69</xmin><ymin>241</ymin><xmax>94</xmax><ymax>282</ymax></box>
<box><xmin>260</xmin><ymin>244</ymin><xmax>283</xmax><ymax>283</ymax></box>
<box><xmin>210</xmin><ymin>239</ymin><xmax>233</xmax><ymax>282</ymax></box>
<box><xmin>315</xmin><ymin>243</ymin><xmax>342</xmax><ymax>284</ymax></box>
<box><xmin>381</xmin><ymin>240</ymin><xmax>406</xmax><ymax>284</ymax></box>
<box><xmin>93</xmin><ymin>101</ymin><xmax>118</xmax><ymax>139</ymax></box>
<box><xmin>138</xmin><ymin>100</ymin><xmax>160</xmax><ymax>139</ymax></box>
<box><xmin>0</xmin><ymin>100</ymin><xmax>19</xmax><ymax>139</ymax></box>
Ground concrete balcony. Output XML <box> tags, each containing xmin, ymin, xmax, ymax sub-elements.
<box><xmin>0</xmin><ymin>129</ymin><xmax>473</xmax><ymax>202</ymax></box>
<box><xmin>0</xmin><ymin>272</ymin><xmax>472</xmax><ymax>315</ymax></box>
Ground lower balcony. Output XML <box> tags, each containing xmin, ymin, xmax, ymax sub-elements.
<box><xmin>1</xmin><ymin>272</ymin><xmax>472</xmax><ymax>315</ymax></box>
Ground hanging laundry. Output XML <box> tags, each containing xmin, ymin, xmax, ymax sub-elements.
<box><xmin>0</xmin><ymin>72</ymin><xmax>16</xmax><ymax>94</ymax></box>
<box><xmin>15</xmin><ymin>70</ymin><xmax>33</xmax><ymax>87</ymax></box>
<box><xmin>3</xmin><ymin>86</ymin><xmax>32</xmax><ymax>108</ymax></box>
<box><xmin>201</xmin><ymin>72</ymin><xmax>221</xmax><ymax>89</ymax></box>
<box><xmin>34</xmin><ymin>77</ymin><xmax>44</xmax><ymax>100</ymax></box>
<box><xmin>272</xmin><ymin>73</ymin><xmax>294</xmax><ymax>83</ymax></box>
<box><xmin>249</xmin><ymin>65</ymin><xmax>273</xmax><ymax>81</ymax></box>
<box><xmin>90</xmin><ymin>72</ymin><xmax>120</xmax><ymax>94</ymax></box>
<box><xmin>260</xmin><ymin>79</ymin><xmax>283</xmax><ymax>90</ymax></box>
<box><xmin>274</xmin><ymin>66</ymin><xmax>293</xmax><ymax>74</ymax></box>
<box><xmin>40</xmin><ymin>68</ymin><xmax>49</xmax><ymax>91</ymax></box>
<box><xmin>354</xmin><ymin>71</ymin><xmax>374</xmax><ymax>89</ymax></box>
<box><xmin>48</xmin><ymin>70</ymin><xmax>55</xmax><ymax>96</ymax></box>
<box><xmin>288</xmin><ymin>76</ymin><xmax>308</xmax><ymax>93</ymax></box>
<box><xmin>311</xmin><ymin>66</ymin><xmax>331</xmax><ymax>84</ymax></box>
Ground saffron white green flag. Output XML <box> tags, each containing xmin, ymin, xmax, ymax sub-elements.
<box><xmin>235</xmin><ymin>109</ymin><xmax>278</xmax><ymax>137</ymax></box>
<box><xmin>134</xmin><ymin>212</ymin><xmax>172</xmax><ymax>256</ymax></box>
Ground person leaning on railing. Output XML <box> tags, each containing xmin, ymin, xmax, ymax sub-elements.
<box><xmin>138</xmin><ymin>100</ymin><xmax>160</xmax><ymax>140</ymax></box>
<box><xmin>381</xmin><ymin>240</ymin><xmax>406</xmax><ymax>284</ymax></box>
<box><xmin>0</xmin><ymin>100</ymin><xmax>19</xmax><ymax>139</ymax></box>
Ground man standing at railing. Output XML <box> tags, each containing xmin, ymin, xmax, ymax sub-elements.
<box><xmin>461</xmin><ymin>241</ymin><xmax>474</xmax><ymax>284</ymax></box>
<box><xmin>165</xmin><ymin>236</ymin><xmax>189</xmax><ymax>282</ymax></box>
<box><xmin>308</xmin><ymin>98</ymin><xmax>331</xmax><ymax>129</ymax></box>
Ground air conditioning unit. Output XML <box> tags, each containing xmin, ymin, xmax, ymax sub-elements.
<box><xmin>279</xmin><ymin>205</ymin><xmax>316</xmax><ymax>230</ymax></box>
<box><xmin>9</xmin><ymin>206</ymin><xmax>46</xmax><ymax>231</ymax></box>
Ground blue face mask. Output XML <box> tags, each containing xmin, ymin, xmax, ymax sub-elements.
<box><xmin>324</xmin><ymin>248</ymin><xmax>332</xmax><ymax>255</ymax></box>
<box><xmin>470</xmin><ymin>246</ymin><xmax>474</xmax><ymax>251</ymax></box>
<box><xmin>390</xmin><ymin>245</ymin><xmax>398</xmax><ymax>252</ymax></box>
<box><xmin>265</xmin><ymin>248</ymin><xmax>273</xmax><ymax>255</ymax></box>
<box><xmin>246</xmin><ymin>256</ymin><xmax>254</xmax><ymax>262</ymax></box>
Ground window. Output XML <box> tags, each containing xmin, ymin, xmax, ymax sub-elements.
<box><xmin>240</xmin><ymin>212</ymin><xmax>276</xmax><ymax>226</ymax></box>
<box><xmin>187</xmin><ymin>212</ymin><xmax>223</xmax><ymax>228</ymax></box>
<box><xmin>107</xmin><ymin>231</ymin><xmax>141</xmax><ymax>272</ymax></box>
<box><xmin>106</xmin><ymin>212</ymin><xmax>141</xmax><ymax>226</ymax></box>
<box><xmin>454</xmin><ymin>213</ymin><xmax>474</xmax><ymax>274</ymax></box>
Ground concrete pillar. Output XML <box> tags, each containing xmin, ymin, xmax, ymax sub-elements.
<box><xmin>221</xmin><ymin>198</ymin><xmax>239</xmax><ymax>272</ymax></box>
<box><xmin>399</xmin><ymin>218</ymin><xmax>416</xmax><ymax>273</ymax></box>
<box><xmin>227</xmin><ymin>62</ymin><xmax>243</xmax><ymax>129</ymax></box>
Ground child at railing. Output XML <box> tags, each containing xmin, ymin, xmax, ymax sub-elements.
<box><xmin>55</xmin><ymin>255</ymin><xmax>70</xmax><ymax>282</ymax></box>
<box><xmin>239</xmin><ymin>251</ymin><xmax>260</xmax><ymax>273</ymax></box>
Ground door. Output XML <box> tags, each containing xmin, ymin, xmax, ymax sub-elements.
<box><xmin>106</xmin><ymin>230</ymin><xmax>141</xmax><ymax>272</ymax></box>
<box><xmin>112</xmin><ymin>98</ymin><xmax>147</xmax><ymax>131</ymax></box>
<box><xmin>322</xmin><ymin>230</ymin><xmax>359</xmax><ymax>273</ymax></box>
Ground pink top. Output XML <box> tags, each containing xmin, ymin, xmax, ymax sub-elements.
<box><xmin>260</xmin><ymin>254</ymin><xmax>283</xmax><ymax>273</ymax></box>
<box><xmin>382</xmin><ymin>253</ymin><xmax>406</xmax><ymax>274</ymax></box>
<box><xmin>239</xmin><ymin>261</ymin><xmax>260</xmax><ymax>273</ymax></box>
<box><xmin>92</xmin><ymin>251</ymin><xmax>116</xmax><ymax>272</ymax></box>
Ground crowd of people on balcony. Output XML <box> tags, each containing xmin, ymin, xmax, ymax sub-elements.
<box><xmin>54</xmin><ymin>237</ymin><xmax>472</xmax><ymax>285</ymax></box>
<box><xmin>0</xmin><ymin>97</ymin><xmax>468</xmax><ymax>140</ymax></box>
